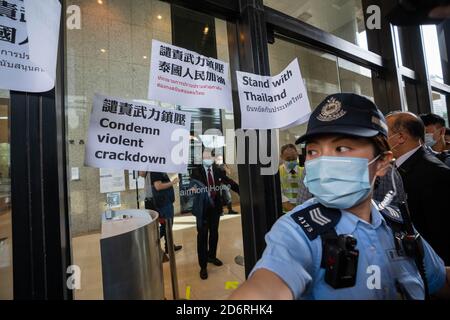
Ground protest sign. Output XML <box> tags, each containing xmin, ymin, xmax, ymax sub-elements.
<box><xmin>0</xmin><ymin>0</ymin><xmax>61</xmax><ymax>92</ymax></box>
<box><xmin>148</xmin><ymin>39</ymin><xmax>232</xmax><ymax>110</ymax></box>
<box><xmin>236</xmin><ymin>58</ymin><xmax>311</xmax><ymax>129</ymax></box>
<box><xmin>85</xmin><ymin>94</ymin><xmax>191</xmax><ymax>173</ymax></box>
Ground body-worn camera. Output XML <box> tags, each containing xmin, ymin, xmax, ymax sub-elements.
<box><xmin>322</xmin><ymin>235</ymin><xmax>359</xmax><ymax>289</ymax></box>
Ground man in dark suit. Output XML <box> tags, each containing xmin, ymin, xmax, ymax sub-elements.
<box><xmin>386</xmin><ymin>111</ymin><xmax>450</xmax><ymax>264</ymax></box>
<box><xmin>419</xmin><ymin>113</ymin><xmax>450</xmax><ymax>167</ymax></box>
<box><xmin>190</xmin><ymin>148</ymin><xmax>239</xmax><ymax>280</ymax></box>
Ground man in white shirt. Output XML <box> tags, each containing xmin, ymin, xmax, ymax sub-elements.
<box><xmin>386</xmin><ymin>111</ymin><xmax>450</xmax><ymax>264</ymax></box>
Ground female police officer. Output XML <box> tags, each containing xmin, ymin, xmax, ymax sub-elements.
<box><xmin>230</xmin><ymin>93</ymin><xmax>449</xmax><ymax>300</ymax></box>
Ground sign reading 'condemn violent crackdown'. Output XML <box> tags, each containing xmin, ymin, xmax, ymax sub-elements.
<box><xmin>85</xmin><ymin>94</ymin><xmax>191</xmax><ymax>173</ymax></box>
<box><xmin>148</xmin><ymin>39</ymin><xmax>232</xmax><ymax>110</ymax></box>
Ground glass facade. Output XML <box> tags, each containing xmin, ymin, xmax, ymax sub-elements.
<box><xmin>431</xmin><ymin>91</ymin><xmax>449</xmax><ymax>127</ymax></box>
<box><xmin>338</xmin><ymin>58</ymin><xmax>374</xmax><ymax>100</ymax></box>
<box><xmin>65</xmin><ymin>0</ymin><xmax>173</xmax><ymax>299</ymax></box>
<box><xmin>65</xmin><ymin>0</ymin><xmax>243</xmax><ymax>300</ymax></box>
<box><xmin>268</xmin><ymin>37</ymin><xmax>374</xmax><ymax>150</ymax></box>
<box><xmin>0</xmin><ymin>90</ymin><xmax>12</xmax><ymax>300</ymax></box>
<box><xmin>422</xmin><ymin>25</ymin><xmax>445</xmax><ymax>84</ymax></box>
<box><xmin>264</xmin><ymin>0</ymin><xmax>368</xmax><ymax>49</ymax></box>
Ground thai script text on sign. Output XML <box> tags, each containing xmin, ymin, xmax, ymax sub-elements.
<box><xmin>148</xmin><ymin>39</ymin><xmax>232</xmax><ymax>110</ymax></box>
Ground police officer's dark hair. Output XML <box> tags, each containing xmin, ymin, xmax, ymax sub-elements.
<box><xmin>280</xmin><ymin>144</ymin><xmax>297</xmax><ymax>155</ymax></box>
<box><xmin>419</xmin><ymin>113</ymin><xmax>446</xmax><ymax>128</ymax></box>
<box><xmin>387</xmin><ymin>111</ymin><xmax>425</xmax><ymax>141</ymax></box>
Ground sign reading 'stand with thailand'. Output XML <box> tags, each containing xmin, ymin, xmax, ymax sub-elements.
<box><xmin>236</xmin><ymin>58</ymin><xmax>311</xmax><ymax>129</ymax></box>
<box><xmin>148</xmin><ymin>39</ymin><xmax>233</xmax><ymax>110</ymax></box>
<box><xmin>85</xmin><ymin>94</ymin><xmax>192</xmax><ymax>173</ymax></box>
<box><xmin>0</xmin><ymin>0</ymin><xmax>61</xmax><ymax>92</ymax></box>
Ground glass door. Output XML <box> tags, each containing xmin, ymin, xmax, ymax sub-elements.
<box><xmin>64</xmin><ymin>0</ymin><xmax>244</xmax><ymax>300</ymax></box>
<box><xmin>0</xmin><ymin>90</ymin><xmax>12</xmax><ymax>300</ymax></box>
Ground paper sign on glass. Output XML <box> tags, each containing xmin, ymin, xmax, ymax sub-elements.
<box><xmin>236</xmin><ymin>58</ymin><xmax>311</xmax><ymax>129</ymax></box>
<box><xmin>85</xmin><ymin>94</ymin><xmax>192</xmax><ymax>174</ymax></box>
<box><xmin>0</xmin><ymin>0</ymin><xmax>61</xmax><ymax>92</ymax></box>
<box><xmin>148</xmin><ymin>39</ymin><xmax>232</xmax><ymax>110</ymax></box>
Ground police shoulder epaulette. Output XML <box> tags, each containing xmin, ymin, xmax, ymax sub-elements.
<box><xmin>373</xmin><ymin>201</ymin><xmax>404</xmax><ymax>224</ymax></box>
<box><xmin>290</xmin><ymin>203</ymin><xmax>341</xmax><ymax>240</ymax></box>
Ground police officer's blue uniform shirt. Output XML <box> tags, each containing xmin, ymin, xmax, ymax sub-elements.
<box><xmin>251</xmin><ymin>199</ymin><xmax>446</xmax><ymax>300</ymax></box>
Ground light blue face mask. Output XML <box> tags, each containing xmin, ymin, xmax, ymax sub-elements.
<box><xmin>424</xmin><ymin>133</ymin><xmax>437</xmax><ymax>148</ymax></box>
<box><xmin>285</xmin><ymin>160</ymin><xmax>298</xmax><ymax>171</ymax></box>
<box><xmin>203</xmin><ymin>159</ymin><xmax>214</xmax><ymax>167</ymax></box>
<box><xmin>304</xmin><ymin>155</ymin><xmax>380</xmax><ymax>209</ymax></box>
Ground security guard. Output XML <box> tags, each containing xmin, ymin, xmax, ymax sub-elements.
<box><xmin>230</xmin><ymin>93</ymin><xmax>449</xmax><ymax>300</ymax></box>
<box><xmin>279</xmin><ymin>144</ymin><xmax>303</xmax><ymax>212</ymax></box>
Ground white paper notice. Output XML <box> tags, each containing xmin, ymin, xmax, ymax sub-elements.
<box><xmin>237</xmin><ymin>59</ymin><xmax>311</xmax><ymax>129</ymax></box>
<box><xmin>71</xmin><ymin>167</ymin><xmax>80</xmax><ymax>181</ymax></box>
<box><xmin>99</xmin><ymin>168</ymin><xmax>126</xmax><ymax>194</ymax></box>
<box><xmin>148</xmin><ymin>39</ymin><xmax>232</xmax><ymax>110</ymax></box>
<box><xmin>85</xmin><ymin>93</ymin><xmax>192</xmax><ymax>173</ymax></box>
<box><xmin>128</xmin><ymin>171</ymin><xmax>145</xmax><ymax>190</ymax></box>
<box><xmin>25</xmin><ymin>0</ymin><xmax>61</xmax><ymax>80</ymax></box>
<box><xmin>0</xmin><ymin>0</ymin><xmax>61</xmax><ymax>92</ymax></box>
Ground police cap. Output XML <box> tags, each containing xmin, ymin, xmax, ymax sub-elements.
<box><xmin>295</xmin><ymin>93</ymin><xmax>388</xmax><ymax>144</ymax></box>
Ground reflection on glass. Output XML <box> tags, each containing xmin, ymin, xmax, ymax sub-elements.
<box><xmin>66</xmin><ymin>0</ymin><xmax>174</xmax><ymax>300</ymax></box>
<box><xmin>338</xmin><ymin>58</ymin><xmax>374</xmax><ymax>101</ymax></box>
<box><xmin>264</xmin><ymin>0</ymin><xmax>368</xmax><ymax>48</ymax></box>
<box><xmin>65</xmin><ymin>0</ymin><xmax>243</xmax><ymax>300</ymax></box>
<box><xmin>0</xmin><ymin>90</ymin><xmax>12</xmax><ymax>300</ymax></box>
<box><xmin>269</xmin><ymin>38</ymin><xmax>341</xmax><ymax>146</ymax></box>
<box><xmin>422</xmin><ymin>25</ymin><xmax>444</xmax><ymax>84</ymax></box>
<box><xmin>432</xmin><ymin>91</ymin><xmax>448</xmax><ymax>127</ymax></box>
<box><xmin>401</xmin><ymin>80</ymin><xmax>409</xmax><ymax>111</ymax></box>
<box><xmin>393</xmin><ymin>26</ymin><xmax>403</xmax><ymax>68</ymax></box>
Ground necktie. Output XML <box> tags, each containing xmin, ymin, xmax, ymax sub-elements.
<box><xmin>207</xmin><ymin>168</ymin><xmax>216</xmax><ymax>199</ymax></box>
